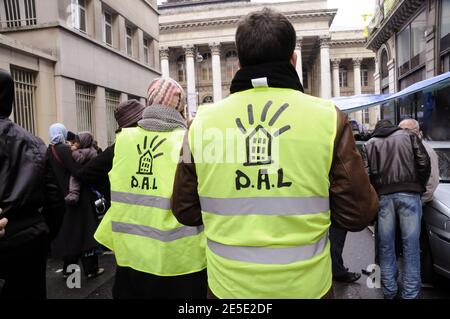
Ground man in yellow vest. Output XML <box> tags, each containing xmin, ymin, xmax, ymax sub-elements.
<box><xmin>172</xmin><ymin>8</ymin><xmax>379</xmax><ymax>299</ymax></box>
<box><xmin>95</xmin><ymin>78</ymin><xmax>206</xmax><ymax>299</ymax></box>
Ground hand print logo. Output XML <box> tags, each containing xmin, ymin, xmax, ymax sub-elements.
<box><xmin>236</xmin><ymin>101</ymin><xmax>291</xmax><ymax>166</ymax></box>
<box><xmin>136</xmin><ymin>135</ymin><xmax>167</xmax><ymax>175</ymax></box>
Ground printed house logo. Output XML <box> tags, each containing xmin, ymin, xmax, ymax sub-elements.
<box><xmin>236</xmin><ymin>101</ymin><xmax>291</xmax><ymax>167</ymax></box>
<box><xmin>136</xmin><ymin>135</ymin><xmax>166</xmax><ymax>175</ymax></box>
<box><xmin>234</xmin><ymin>101</ymin><xmax>293</xmax><ymax>191</ymax></box>
<box><xmin>131</xmin><ymin>135</ymin><xmax>166</xmax><ymax>191</ymax></box>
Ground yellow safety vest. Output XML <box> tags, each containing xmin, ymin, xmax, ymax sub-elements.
<box><xmin>95</xmin><ymin>127</ymin><xmax>206</xmax><ymax>276</ymax></box>
<box><xmin>189</xmin><ymin>87</ymin><xmax>337</xmax><ymax>298</ymax></box>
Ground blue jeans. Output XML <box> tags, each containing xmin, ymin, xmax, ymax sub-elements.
<box><xmin>377</xmin><ymin>193</ymin><xmax>422</xmax><ymax>299</ymax></box>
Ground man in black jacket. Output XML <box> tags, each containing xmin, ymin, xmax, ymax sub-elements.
<box><xmin>0</xmin><ymin>69</ymin><xmax>49</xmax><ymax>299</ymax></box>
<box><xmin>363</xmin><ymin>120</ymin><xmax>431</xmax><ymax>300</ymax></box>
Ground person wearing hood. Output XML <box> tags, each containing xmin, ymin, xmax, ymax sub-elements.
<box><xmin>0</xmin><ymin>69</ymin><xmax>49</xmax><ymax>299</ymax></box>
<box><xmin>94</xmin><ymin>78</ymin><xmax>207</xmax><ymax>299</ymax></box>
<box><xmin>362</xmin><ymin>120</ymin><xmax>431</xmax><ymax>299</ymax></box>
<box><xmin>65</xmin><ymin>132</ymin><xmax>99</xmax><ymax>205</ymax></box>
<box><xmin>46</xmin><ymin>124</ymin><xmax>104</xmax><ymax>279</ymax></box>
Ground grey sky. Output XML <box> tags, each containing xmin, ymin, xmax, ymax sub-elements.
<box><xmin>156</xmin><ymin>0</ymin><xmax>377</xmax><ymax>30</ymax></box>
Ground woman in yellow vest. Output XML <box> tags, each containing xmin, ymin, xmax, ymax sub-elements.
<box><xmin>95</xmin><ymin>78</ymin><xmax>206</xmax><ymax>299</ymax></box>
<box><xmin>172</xmin><ymin>9</ymin><xmax>379</xmax><ymax>299</ymax></box>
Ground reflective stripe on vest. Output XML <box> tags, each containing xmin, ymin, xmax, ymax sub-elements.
<box><xmin>200</xmin><ymin>196</ymin><xmax>329</xmax><ymax>216</ymax></box>
<box><xmin>112</xmin><ymin>191</ymin><xmax>171</xmax><ymax>210</ymax></box>
<box><xmin>208</xmin><ymin>234</ymin><xmax>328</xmax><ymax>265</ymax></box>
<box><xmin>94</xmin><ymin>127</ymin><xmax>206</xmax><ymax>276</ymax></box>
<box><xmin>189</xmin><ymin>88</ymin><xmax>336</xmax><ymax>298</ymax></box>
<box><xmin>112</xmin><ymin>222</ymin><xmax>204</xmax><ymax>242</ymax></box>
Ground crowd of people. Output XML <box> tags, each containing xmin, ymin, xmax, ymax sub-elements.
<box><xmin>0</xmin><ymin>8</ymin><xmax>440</xmax><ymax>300</ymax></box>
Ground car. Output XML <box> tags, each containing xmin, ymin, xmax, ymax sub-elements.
<box><xmin>422</xmin><ymin>141</ymin><xmax>450</xmax><ymax>282</ymax></box>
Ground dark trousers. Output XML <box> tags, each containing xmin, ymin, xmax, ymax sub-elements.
<box><xmin>0</xmin><ymin>233</ymin><xmax>48</xmax><ymax>299</ymax></box>
<box><xmin>63</xmin><ymin>250</ymin><xmax>99</xmax><ymax>277</ymax></box>
<box><xmin>113</xmin><ymin>266</ymin><xmax>208</xmax><ymax>299</ymax></box>
<box><xmin>330</xmin><ymin>226</ymin><xmax>348</xmax><ymax>277</ymax></box>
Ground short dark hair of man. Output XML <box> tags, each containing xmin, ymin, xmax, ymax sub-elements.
<box><xmin>375</xmin><ymin>119</ymin><xmax>393</xmax><ymax>131</ymax></box>
<box><xmin>236</xmin><ymin>8</ymin><xmax>296</xmax><ymax>67</ymax></box>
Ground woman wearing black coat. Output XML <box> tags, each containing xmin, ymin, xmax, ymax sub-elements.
<box><xmin>46</xmin><ymin>123</ymin><xmax>104</xmax><ymax>279</ymax></box>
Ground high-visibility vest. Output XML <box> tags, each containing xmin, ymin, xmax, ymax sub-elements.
<box><xmin>95</xmin><ymin>127</ymin><xmax>206</xmax><ymax>276</ymax></box>
<box><xmin>189</xmin><ymin>87</ymin><xmax>337</xmax><ymax>298</ymax></box>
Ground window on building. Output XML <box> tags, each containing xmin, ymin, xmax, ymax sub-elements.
<box><xmin>143</xmin><ymin>37</ymin><xmax>150</xmax><ymax>65</ymax></box>
<box><xmin>177</xmin><ymin>55</ymin><xmax>185</xmax><ymax>83</ymax></box>
<box><xmin>339</xmin><ymin>67</ymin><xmax>348</xmax><ymax>88</ymax></box>
<box><xmin>200</xmin><ymin>53</ymin><xmax>212</xmax><ymax>81</ymax></box>
<box><xmin>226</xmin><ymin>50</ymin><xmax>239</xmax><ymax>81</ymax></box>
<box><xmin>71</xmin><ymin>0</ymin><xmax>87</xmax><ymax>33</ymax></box>
<box><xmin>2</xmin><ymin>0</ymin><xmax>36</xmax><ymax>27</ymax></box>
<box><xmin>11</xmin><ymin>67</ymin><xmax>37</xmax><ymax>134</ymax></box>
<box><xmin>202</xmin><ymin>96</ymin><xmax>213</xmax><ymax>104</ymax></box>
<box><xmin>103</xmin><ymin>10</ymin><xmax>113</xmax><ymax>46</ymax></box>
<box><xmin>440</xmin><ymin>0</ymin><xmax>450</xmax><ymax>62</ymax></box>
<box><xmin>75</xmin><ymin>83</ymin><xmax>95</xmax><ymax>134</ymax></box>
<box><xmin>105</xmin><ymin>90</ymin><xmax>120</xmax><ymax>146</ymax></box>
<box><xmin>361</xmin><ymin>68</ymin><xmax>369</xmax><ymax>87</ymax></box>
<box><xmin>126</xmin><ymin>25</ymin><xmax>133</xmax><ymax>57</ymax></box>
<box><xmin>397</xmin><ymin>9</ymin><xmax>426</xmax><ymax>77</ymax></box>
<box><xmin>362</xmin><ymin>109</ymin><xmax>370</xmax><ymax>125</ymax></box>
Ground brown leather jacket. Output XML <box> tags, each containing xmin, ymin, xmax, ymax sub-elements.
<box><xmin>171</xmin><ymin>107</ymin><xmax>379</xmax><ymax>232</ymax></box>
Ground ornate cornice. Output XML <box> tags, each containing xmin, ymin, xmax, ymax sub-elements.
<box><xmin>160</xmin><ymin>10</ymin><xmax>337</xmax><ymax>31</ymax></box>
<box><xmin>330</xmin><ymin>39</ymin><xmax>367</xmax><ymax>47</ymax></box>
<box><xmin>366</xmin><ymin>0</ymin><xmax>424</xmax><ymax>51</ymax></box>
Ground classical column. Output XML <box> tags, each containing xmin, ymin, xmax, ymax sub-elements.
<box><xmin>210</xmin><ymin>43</ymin><xmax>222</xmax><ymax>102</ymax></box>
<box><xmin>94</xmin><ymin>87</ymin><xmax>107</xmax><ymax>149</ymax></box>
<box><xmin>184</xmin><ymin>45</ymin><xmax>197</xmax><ymax>116</ymax></box>
<box><xmin>332</xmin><ymin>59</ymin><xmax>341</xmax><ymax>97</ymax></box>
<box><xmin>373</xmin><ymin>57</ymin><xmax>381</xmax><ymax>94</ymax></box>
<box><xmin>320</xmin><ymin>37</ymin><xmax>332</xmax><ymax>100</ymax></box>
<box><xmin>372</xmin><ymin>57</ymin><xmax>381</xmax><ymax>130</ymax></box>
<box><xmin>295</xmin><ymin>37</ymin><xmax>303</xmax><ymax>84</ymax></box>
<box><xmin>160</xmin><ymin>47</ymin><xmax>170</xmax><ymax>78</ymax></box>
<box><xmin>387</xmin><ymin>58</ymin><xmax>396</xmax><ymax>93</ymax></box>
<box><xmin>353</xmin><ymin>58</ymin><xmax>363</xmax><ymax>96</ymax></box>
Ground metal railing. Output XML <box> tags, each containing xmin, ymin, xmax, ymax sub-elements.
<box><xmin>76</xmin><ymin>83</ymin><xmax>96</xmax><ymax>135</ymax></box>
<box><xmin>0</xmin><ymin>0</ymin><xmax>36</xmax><ymax>28</ymax></box>
<box><xmin>105</xmin><ymin>90</ymin><xmax>120</xmax><ymax>146</ymax></box>
<box><xmin>11</xmin><ymin>67</ymin><xmax>37</xmax><ymax>135</ymax></box>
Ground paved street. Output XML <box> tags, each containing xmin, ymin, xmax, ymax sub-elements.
<box><xmin>46</xmin><ymin>229</ymin><xmax>450</xmax><ymax>299</ymax></box>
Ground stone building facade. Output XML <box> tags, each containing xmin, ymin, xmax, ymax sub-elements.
<box><xmin>366</xmin><ymin>0</ymin><xmax>450</xmax><ymax>140</ymax></box>
<box><xmin>0</xmin><ymin>0</ymin><xmax>160</xmax><ymax>146</ymax></box>
<box><xmin>159</xmin><ymin>0</ymin><xmax>379</xmax><ymax>128</ymax></box>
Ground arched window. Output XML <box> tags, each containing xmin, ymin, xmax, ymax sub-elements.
<box><xmin>201</xmin><ymin>53</ymin><xmax>212</xmax><ymax>81</ymax></box>
<box><xmin>202</xmin><ymin>95</ymin><xmax>213</xmax><ymax>104</ymax></box>
<box><xmin>380</xmin><ymin>49</ymin><xmax>389</xmax><ymax>80</ymax></box>
<box><xmin>177</xmin><ymin>55</ymin><xmax>185</xmax><ymax>83</ymax></box>
<box><xmin>226</xmin><ymin>50</ymin><xmax>239</xmax><ymax>81</ymax></box>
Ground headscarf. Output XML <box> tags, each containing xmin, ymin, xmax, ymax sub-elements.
<box><xmin>49</xmin><ymin>123</ymin><xmax>68</xmax><ymax>145</ymax></box>
<box><xmin>78</xmin><ymin>131</ymin><xmax>94</xmax><ymax>149</ymax></box>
